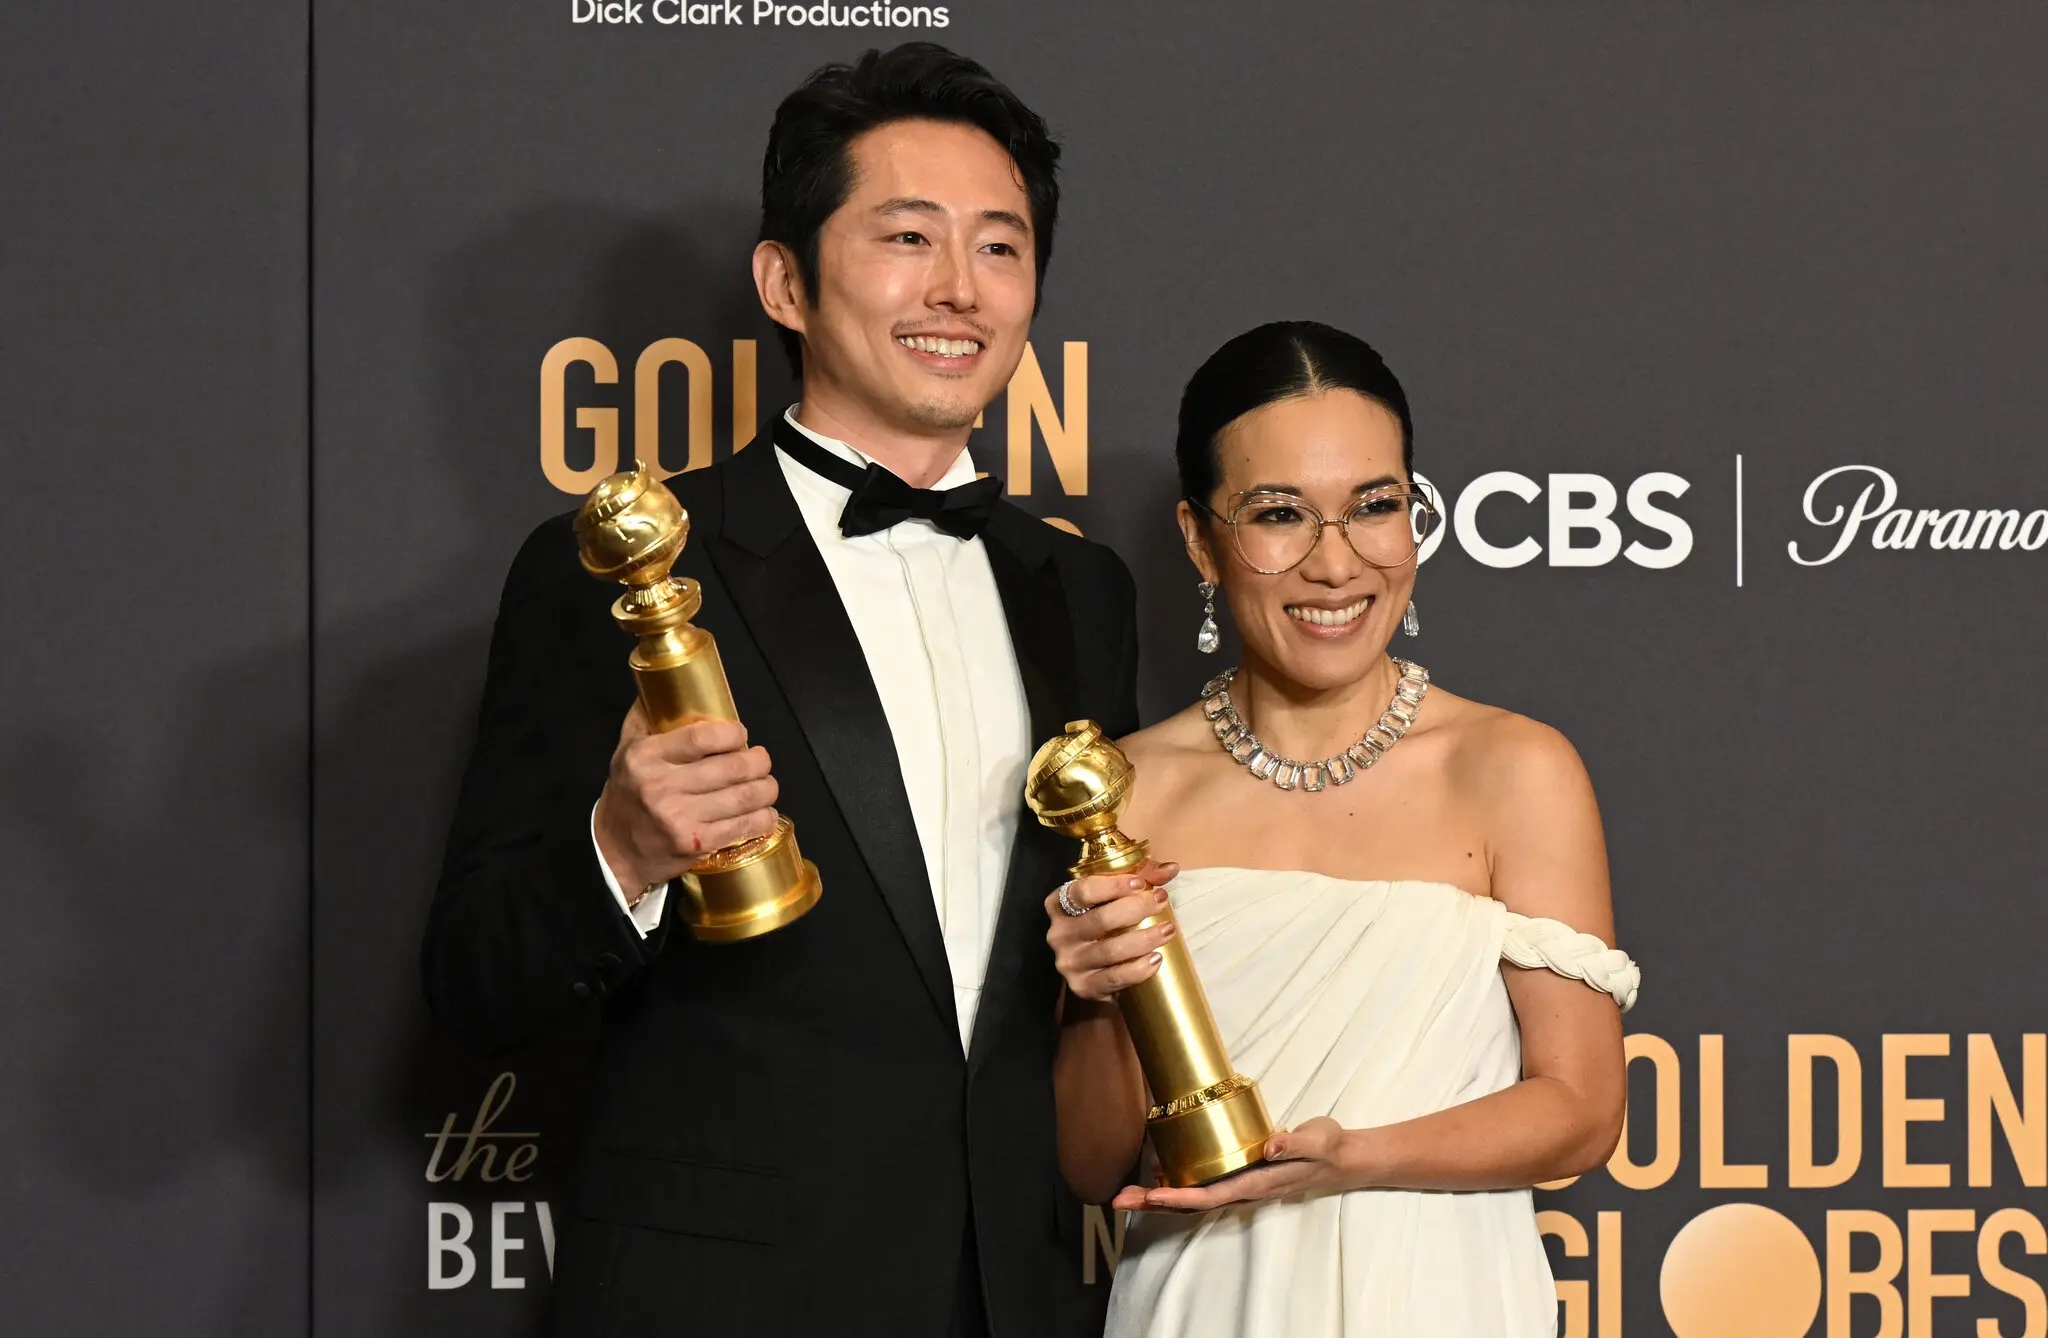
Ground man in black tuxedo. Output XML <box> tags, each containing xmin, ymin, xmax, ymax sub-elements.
<box><xmin>422</xmin><ymin>43</ymin><xmax>1137</xmax><ymax>1338</ymax></box>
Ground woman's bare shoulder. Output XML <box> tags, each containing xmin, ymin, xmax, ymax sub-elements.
<box><xmin>1423</xmin><ymin>682</ymin><xmax>1593</xmax><ymax>804</ymax></box>
<box><xmin>1429</xmin><ymin>681</ymin><xmax>1612</xmax><ymax>929</ymax></box>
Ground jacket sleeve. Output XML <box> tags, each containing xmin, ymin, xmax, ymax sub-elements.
<box><xmin>420</xmin><ymin>512</ymin><xmax>668</xmax><ymax>1057</ymax></box>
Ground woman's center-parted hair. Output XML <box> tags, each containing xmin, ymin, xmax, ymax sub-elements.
<box><xmin>758</xmin><ymin>42</ymin><xmax>1062</xmax><ymax>375</ymax></box>
<box><xmin>1175</xmin><ymin>321</ymin><xmax>1415</xmax><ymax>509</ymax></box>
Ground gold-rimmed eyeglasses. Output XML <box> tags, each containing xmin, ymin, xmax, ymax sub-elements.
<box><xmin>1189</xmin><ymin>484</ymin><xmax>1441</xmax><ymax>575</ymax></box>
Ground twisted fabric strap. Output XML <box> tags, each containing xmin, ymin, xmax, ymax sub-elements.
<box><xmin>1500</xmin><ymin>913</ymin><xmax>1641</xmax><ymax>1013</ymax></box>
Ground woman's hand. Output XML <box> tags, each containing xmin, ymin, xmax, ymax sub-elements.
<box><xmin>1044</xmin><ymin>859</ymin><xmax>1181</xmax><ymax>1002</ymax></box>
<box><xmin>1109</xmin><ymin>1117</ymin><xmax>1363</xmax><ymax>1213</ymax></box>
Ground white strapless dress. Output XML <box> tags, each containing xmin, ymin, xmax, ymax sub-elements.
<box><xmin>1103</xmin><ymin>869</ymin><xmax>1640</xmax><ymax>1338</ymax></box>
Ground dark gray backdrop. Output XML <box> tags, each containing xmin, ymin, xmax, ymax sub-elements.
<box><xmin>8</xmin><ymin>3</ymin><xmax>2045</xmax><ymax>1336</ymax></box>
<box><xmin>1</xmin><ymin>3</ymin><xmax>309</xmax><ymax>1335</ymax></box>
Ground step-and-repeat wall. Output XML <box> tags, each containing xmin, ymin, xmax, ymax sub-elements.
<box><xmin>309</xmin><ymin>5</ymin><xmax>2048</xmax><ymax>1335</ymax></box>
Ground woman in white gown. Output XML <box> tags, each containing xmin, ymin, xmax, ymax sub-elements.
<box><xmin>1045</xmin><ymin>321</ymin><xmax>1639</xmax><ymax>1338</ymax></box>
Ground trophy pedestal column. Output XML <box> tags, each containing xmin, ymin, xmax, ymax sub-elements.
<box><xmin>620</xmin><ymin>589</ymin><xmax>822</xmax><ymax>942</ymax></box>
<box><xmin>578</xmin><ymin>461</ymin><xmax>822</xmax><ymax>945</ymax></box>
<box><xmin>1066</xmin><ymin>786</ymin><xmax>1273</xmax><ymax>1189</ymax></box>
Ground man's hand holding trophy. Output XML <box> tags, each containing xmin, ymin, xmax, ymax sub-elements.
<box><xmin>580</xmin><ymin>460</ymin><xmax>822</xmax><ymax>942</ymax></box>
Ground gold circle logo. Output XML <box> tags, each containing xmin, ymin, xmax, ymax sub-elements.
<box><xmin>1660</xmin><ymin>1203</ymin><xmax>1822</xmax><ymax>1338</ymax></box>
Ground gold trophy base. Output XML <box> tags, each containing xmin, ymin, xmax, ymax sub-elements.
<box><xmin>1148</xmin><ymin>1076</ymin><xmax>1274</xmax><ymax>1188</ymax></box>
<box><xmin>677</xmin><ymin>815</ymin><xmax>822</xmax><ymax>943</ymax></box>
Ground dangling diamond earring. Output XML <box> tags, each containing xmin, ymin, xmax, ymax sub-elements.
<box><xmin>1402</xmin><ymin>599</ymin><xmax>1421</xmax><ymax>638</ymax></box>
<box><xmin>1196</xmin><ymin>581</ymin><xmax>1221</xmax><ymax>654</ymax></box>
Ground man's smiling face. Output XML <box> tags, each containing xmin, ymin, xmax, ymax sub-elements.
<box><xmin>791</xmin><ymin>117</ymin><xmax>1039</xmax><ymax>434</ymax></box>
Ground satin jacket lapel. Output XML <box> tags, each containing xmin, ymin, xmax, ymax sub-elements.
<box><xmin>707</xmin><ymin>442</ymin><xmax>954</xmax><ymax>1026</ymax></box>
<box><xmin>968</xmin><ymin>503</ymin><xmax>1080</xmax><ymax>1073</ymax></box>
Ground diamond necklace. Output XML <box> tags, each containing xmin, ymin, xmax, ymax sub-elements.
<box><xmin>1199</xmin><ymin>659</ymin><xmax>1430</xmax><ymax>793</ymax></box>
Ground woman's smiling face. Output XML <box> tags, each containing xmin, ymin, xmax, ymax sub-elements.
<box><xmin>1181</xmin><ymin>389</ymin><xmax>1418</xmax><ymax>693</ymax></box>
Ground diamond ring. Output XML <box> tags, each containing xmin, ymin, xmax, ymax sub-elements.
<box><xmin>1056</xmin><ymin>880</ymin><xmax>1089</xmax><ymax>918</ymax></box>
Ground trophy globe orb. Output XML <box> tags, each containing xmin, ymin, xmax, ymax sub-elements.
<box><xmin>575</xmin><ymin>459</ymin><xmax>688</xmax><ymax>587</ymax></box>
<box><xmin>1026</xmin><ymin>719</ymin><xmax>1137</xmax><ymax>845</ymax></box>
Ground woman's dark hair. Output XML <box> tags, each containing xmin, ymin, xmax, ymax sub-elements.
<box><xmin>759</xmin><ymin>43</ymin><xmax>1061</xmax><ymax>373</ymax></box>
<box><xmin>1175</xmin><ymin>321</ymin><xmax>1414</xmax><ymax>506</ymax></box>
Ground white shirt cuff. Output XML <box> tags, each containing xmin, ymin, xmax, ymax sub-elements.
<box><xmin>591</xmin><ymin>802</ymin><xmax>669</xmax><ymax>938</ymax></box>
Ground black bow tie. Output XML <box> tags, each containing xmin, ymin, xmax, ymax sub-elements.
<box><xmin>773</xmin><ymin>418</ymin><xmax>1003</xmax><ymax>540</ymax></box>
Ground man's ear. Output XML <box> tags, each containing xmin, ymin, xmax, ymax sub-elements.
<box><xmin>752</xmin><ymin>240</ymin><xmax>807</xmax><ymax>339</ymax></box>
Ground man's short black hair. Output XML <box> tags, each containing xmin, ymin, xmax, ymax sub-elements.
<box><xmin>759</xmin><ymin>42</ymin><xmax>1061</xmax><ymax>374</ymax></box>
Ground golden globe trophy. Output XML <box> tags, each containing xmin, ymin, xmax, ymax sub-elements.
<box><xmin>576</xmin><ymin>460</ymin><xmax>821</xmax><ymax>942</ymax></box>
<box><xmin>1026</xmin><ymin>720</ymin><xmax>1274</xmax><ymax>1187</ymax></box>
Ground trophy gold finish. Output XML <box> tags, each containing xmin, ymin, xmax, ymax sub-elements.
<box><xmin>1026</xmin><ymin>721</ymin><xmax>1274</xmax><ymax>1187</ymax></box>
<box><xmin>576</xmin><ymin>460</ymin><xmax>821</xmax><ymax>942</ymax></box>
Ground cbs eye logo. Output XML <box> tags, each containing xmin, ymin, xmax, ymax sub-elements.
<box><xmin>1413</xmin><ymin>471</ymin><xmax>1693</xmax><ymax>570</ymax></box>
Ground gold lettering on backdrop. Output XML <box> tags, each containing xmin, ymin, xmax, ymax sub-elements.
<box><xmin>1907</xmin><ymin>1210</ymin><xmax>1975</xmax><ymax>1337</ymax></box>
<box><xmin>424</xmin><ymin>1072</ymin><xmax>541</xmax><ymax>1184</ymax></box>
<box><xmin>1081</xmin><ymin>1204</ymin><xmax>1125</xmax><ymax>1284</ymax></box>
<box><xmin>1610</xmin><ymin>1033</ymin><xmax>1681</xmax><ymax>1189</ymax></box>
<box><xmin>1970</xmin><ymin>1033</ymin><xmax>2047</xmax><ymax>1187</ymax></box>
<box><xmin>540</xmin><ymin>338</ymin><xmax>621</xmax><ymax>493</ymax></box>
<box><xmin>1885</xmin><ymin>1034</ymin><xmax>1953</xmax><ymax>1188</ymax></box>
<box><xmin>1537</xmin><ymin>1211</ymin><xmax>1590</xmax><ymax>1338</ymax></box>
<box><xmin>733</xmin><ymin>339</ymin><xmax>758</xmax><ymax>451</ymax></box>
<box><xmin>1536</xmin><ymin>1210</ymin><xmax>1621</xmax><ymax>1338</ymax></box>
<box><xmin>1808</xmin><ymin>1207</ymin><xmax>2048</xmax><ymax>1338</ymax></box>
<box><xmin>1596</xmin><ymin>1211</ymin><xmax>1621</xmax><ymax>1338</ymax></box>
<box><xmin>540</xmin><ymin>339</ymin><xmax>1086</xmax><ymax>498</ymax></box>
<box><xmin>634</xmin><ymin>338</ymin><xmax>714</xmax><ymax>477</ymax></box>
<box><xmin>1006</xmin><ymin>341</ymin><xmax>1088</xmax><ymax>496</ymax></box>
<box><xmin>1828</xmin><ymin>1209</ymin><xmax>1905</xmax><ymax>1338</ymax></box>
<box><xmin>1980</xmin><ymin>1208</ymin><xmax>2048</xmax><ymax>1336</ymax></box>
<box><xmin>1699</xmin><ymin>1034</ymin><xmax>1768</xmax><ymax>1188</ymax></box>
<box><xmin>1660</xmin><ymin>1203</ymin><xmax>1824</xmax><ymax>1338</ymax></box>
<box><xmin>1789</xmin><ymin>1034</ymin><xmax>1864</xmax><ymax>1188</ymax></box>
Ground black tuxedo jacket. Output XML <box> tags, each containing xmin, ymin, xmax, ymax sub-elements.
<box><xmin>423</xmin><ymin>435</ymin><xmax>1139</xmax><ymax>1337</ymax></box>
